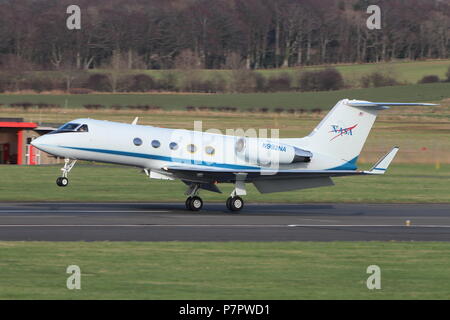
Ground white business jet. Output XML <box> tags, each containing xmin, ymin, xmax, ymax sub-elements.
<box><xmin>31</xmin><ymin>99</ymin><xmax>436</xmax><ymax>212</ymax></box>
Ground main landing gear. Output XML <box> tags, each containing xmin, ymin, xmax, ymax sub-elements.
<box><xmin>185</xmin><ymin>196</ymin><xmax>203</xmax><ymax>211</ymax></box>
<box><xmin>226</xmin><ymin>196</ymin><xmax>244</xmax><ymax>212</ymax></box>
<box><xmin>185</xmin><ymin>184</ymin><xmax>203</xmax><ymax>211</ymax></box>
<box><xmin>184</xmin><ymin>177</ymin><xmax>247</xmax><ymax>212</ymax></box>
<box><xmin>225</xmin><ymin>176</ymin><xmax>246</xmax><ymax>212</ymax></box>
<box><xmin>56</xmin><ymin>158</ymin><xmax>77</xmax><ymax>187</ymax></box>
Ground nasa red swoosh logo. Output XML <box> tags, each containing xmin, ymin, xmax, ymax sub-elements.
<box><xmin>329</xmin><ymin>124</ymin><xmax>358</xmax><ymax>141</ymax></box>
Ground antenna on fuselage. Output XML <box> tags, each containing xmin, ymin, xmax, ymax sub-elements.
<box><xmin>131</xmin><ymin>117</ymin><xmax>139</xmax><ymax>125</ymax></box>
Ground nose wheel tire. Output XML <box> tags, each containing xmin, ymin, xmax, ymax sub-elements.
<box><xmin>186</xmin><ymin>196</ymin><xmax>203</xmax><ymax>211</ymax></box>
<box><xmin>227</xmin><ymin>196</ymin><xmax>244</xmax><ymax>212</ymax></box>
<box><xmin>56</xmin><ymin>177</ymin><xmax>69</xmax><ymax>187</ymax></box>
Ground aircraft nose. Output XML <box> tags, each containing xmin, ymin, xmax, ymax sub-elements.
<box><xmin>31</xmin><ymin>135</ymin><xmax>50</xmax><ymax>150</ymax></box>
<box><xmin>30</xmin><ymin>134</ymin><xmax>67</xmax><ymax>158</ymax></box>
<box><xmin>31</xmin><ymin>136</ymin><xmax>43</xmax><ymax>148</ymax></box>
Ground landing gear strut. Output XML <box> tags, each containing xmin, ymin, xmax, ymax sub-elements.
<box><xmin>225</xmin><ymin>176</ymin><xmax>246</xmax><ymax>212</ymax></box>
<box><xmin>56</xmin><ymin>158</ymin><xmax>77</xmax><ymax>187</ymax></box>
<box><xmin>185</xmin><ymin>184</ymin><xmax>203</xmax><ymax>211</ymax></box>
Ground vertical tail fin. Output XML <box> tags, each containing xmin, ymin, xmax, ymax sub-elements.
<box><xmin>304</xmin><ymin>99</ymin><xmax>381</xmax><ymax>162</ymax></box>
<box><xmin>303</xmin><ymin>99</ymin><xmax>437</xmax><ymax>163</ymax></box>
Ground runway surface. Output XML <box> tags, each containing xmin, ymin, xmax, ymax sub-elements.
<box><xmin>0</xmin><ymin>202</ymin><xmax>449</xmax><ymax>241</ymax></box>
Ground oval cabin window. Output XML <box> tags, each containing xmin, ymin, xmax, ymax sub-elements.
<box><xmin>205</xmin><ymin>146</ymin><xmax>215</xmax><ymax>155</ymax></box>
<box><xmin>187</xmin><ymin>144</ymin><xmax>197</xmax><ymax>153</ymax></box>
<box><xmin>133</xmin><ymin>138</ymin><xmax>143</xmax><ymax>146</ymax></box>
<box><xmin>169</xmin><ymin>142</ymin><xmax>179</xmax><ymax>150</ymax></box>
<box><xmin>151</xmin><ymin>140</ymin><xmax>161</xmax><ymax>148</ymax></box>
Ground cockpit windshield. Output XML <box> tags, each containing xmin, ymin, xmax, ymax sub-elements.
<box><xmin>50</xmin><ymin>123</ymin><xmax>89</xmax><ymax>134</ymax></box>
<box><xmin>77</xmin><ymin>124</ymin><xmax>89</xmax><ymax>132</ymax></box>
<box><xmin>60</xmin><ymin>123</ymin><xmax>81</xmax><ymax>131</ymax></box>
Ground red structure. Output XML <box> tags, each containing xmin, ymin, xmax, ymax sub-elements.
<box><xmin>0</xmin><ymin>121</ymin><xmax>37</xmax><ymax>165</ymax></box>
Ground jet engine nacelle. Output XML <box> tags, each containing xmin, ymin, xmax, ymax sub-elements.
<box><xmin>235</xmin><ymin>137</ymin><xmax>312</xmax><ymax>165</ymax></box>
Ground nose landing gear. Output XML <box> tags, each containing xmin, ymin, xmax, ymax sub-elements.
<box><xmin>56</xmin><ymin>158</ymin><xmax>77</xmax><ymax>187</ymax></box>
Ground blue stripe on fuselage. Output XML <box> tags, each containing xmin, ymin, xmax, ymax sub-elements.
<box><xmin>59</xmin><ymin>145</ymin><xmax>357</xmax><ymax>171</ymax></box>
<box><xmin>60</xmin><ymin>145</ymin><xmax>259</xmax><ymax>170</ymax></box>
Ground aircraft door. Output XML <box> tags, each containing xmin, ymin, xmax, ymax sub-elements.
<box><xmin>1</xmin><ymin>143</ymin><xmax>10</xmax><ymax>164</ymax></box>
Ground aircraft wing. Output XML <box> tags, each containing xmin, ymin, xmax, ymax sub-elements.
<box><xmin>163</xmin><ymin>166</ymin><xmax>370</xmax><ymax>194</ymax></box>
<box><xmin>164</xmin><ymin>166</ymin><xmax>364</xmax><ymax>182</ymax></box>
<box><xmin>163</xmin><ymin>147</ymin><xmax>399</xmax><ymax>183</ymax></box>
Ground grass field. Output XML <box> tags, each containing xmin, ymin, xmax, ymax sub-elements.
<box><xmin>1</xmin><ymin>241</ymin><xmax>450</xmax><ymax>299</ymax></box>
<box><xmin>1</xmin><ymin>82</ymin><xmax>450</xmax><ymax>110</ymax></box>
<box><xmin>257</xmin><ymin>59</ymin><xmax>450</xmax><ymax>85</ymax></box>
<box><xmin>36</xmin><ymin>59</ymin><xmax>450</xmax><ymax>86</ymax></box>
<box><xmin>0</xmin><ymin>163</ymin><xmax>448</xmax><ymax>203</ymax></box>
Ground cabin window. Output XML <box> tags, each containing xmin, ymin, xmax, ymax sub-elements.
<box><xmin>235</xmin><ymin>138</ymin><xmax>245</xmax><ymax>153</ymax></box>
<box><xmin>151</xmin><ymin>140</ymin><xmax>161</xmax><ymax>148</ymax></box>
<box><xmin>187</xmin><ymin>144</ymin><xmax>197</xmax><ymax>153</ymax></box>
<box><xmin>169</xmin><ymin>142</ymin><xmax>178</xmax><ymax>150</ymax></box>
<box><xmin>133</xmin><ymin>138</ymin><xmax>143</xmax><ymax>146</ymax></box>
<box><xmin>205</xmin><ymin>146</ymin><xmax>215</xmax><ymax>155</ymax></box>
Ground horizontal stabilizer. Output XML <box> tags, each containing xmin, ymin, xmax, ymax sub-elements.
<box><xmin>347</xmin><ymin>101</ymin><xmax>439</xmax><ymax>110</ymax></box>
<box><xmin>365</xmin><ymin>147</ymin><xmax>399</xmax><ymax>175</ymax></box>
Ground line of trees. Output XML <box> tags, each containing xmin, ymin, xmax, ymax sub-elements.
<box><xmin>0</xmin><ymin>0</ymin><xmax>449</xmax><ymax>72</ymax></box>
<box><xmin>0</xmin><ymin>68</ymin><xmax>348</xmax><ymax>93</ymax></box>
